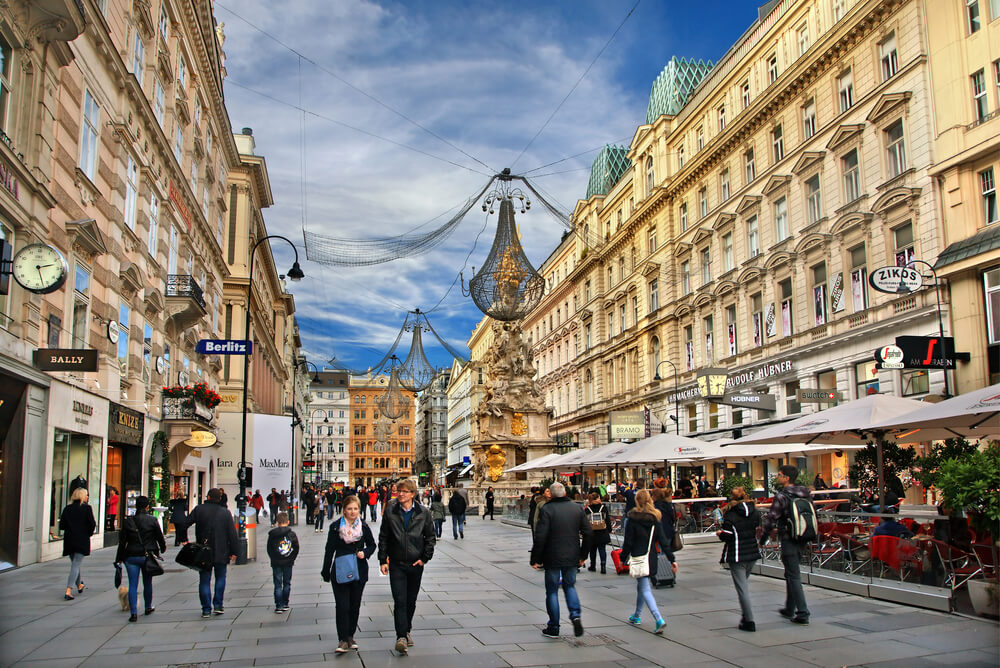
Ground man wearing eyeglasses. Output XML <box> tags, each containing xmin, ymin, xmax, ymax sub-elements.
<box><xmin>379</xmin><ymin>479</ymin><xmax>436</xmax><ymax>655</ymax></box>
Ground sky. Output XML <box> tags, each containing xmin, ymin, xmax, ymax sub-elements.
<box><xmin>214</xmin><ymin>0</ymin><xmax>764</xmax><ymax>373</ymax></box>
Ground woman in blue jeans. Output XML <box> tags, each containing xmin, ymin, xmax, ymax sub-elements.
<box><xmin>620</xmin><ymin>489</ymin><xmax>677</xmax><ymax>634</ymax></box>
<box><xmin>114</xmin><ymin>496</ymin><xmax>166</xmax><ymax>622</ymax></box>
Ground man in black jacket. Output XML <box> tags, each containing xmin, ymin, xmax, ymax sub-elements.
<box><xmin>378</xmin><ymin>479</ymin><xmax>435</xmax><ymax>655</ymax></box>
<box><xmin>184</xmin><ymin>488</ymin><xmax>240</xmax><ymax>618</ymax></box>
<box><xmin>530</xmin><ymin>482</ymin><xmax>592</xmax><ymax>639</ymax></box>
<box><xmin>447</xmin><ymin>488</ymin><xmax>467</xmax><ymax>539</ymax></box>
<box><xmin>761</xmin><ymin>465</ymin><xmax>811</xmax><ymax>625</ymax></box>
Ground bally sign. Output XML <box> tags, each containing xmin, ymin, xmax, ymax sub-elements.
<box><xmin>869</xmin><ymin>266</ymin><xmax>922</xmax><ymax>294</ymax></box>
<box><xmin>33</xmin><ymin>348</ymin><xmax>98</xmax><ymax>371</ymax></box>
<box><xmin>196</xmin><ymin>339</ymin><xmax>252</xmax><ymax>355</ymax></box>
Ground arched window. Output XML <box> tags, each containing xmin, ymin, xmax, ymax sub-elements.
<box><xmin>646</xmin><ymin>155</ymin><xmax>655</xmax><ymax>193</ymax></box>
<box><xmin>650</xmin><ymin>336</ymin><xmax>661</xmax><ymax>378</ymax></box>
<box><xmin>584</xmin><ymin>368</ymin><xmax>594</xmax><ymax>406</ymax></box>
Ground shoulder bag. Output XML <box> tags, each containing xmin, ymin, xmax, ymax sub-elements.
<box><xmin>335</xmin><ymin>553</ymin><xmax>359</xmax><ymax>583</ymax></box>
<box><xmin>143</xmin><ymin>551</ymin><xmax>164</xmax><ymax>577</ymax></box>
<box><xmin>629</xmin><ymin>526</ymin><xmax>655</xmax><ymax>579</ymax></box>
<box><xmin>672</xmin><ymin>529</ymin><xmax>684</xmax><ymax>552</ymax></box>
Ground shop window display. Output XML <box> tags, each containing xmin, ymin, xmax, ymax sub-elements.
<box><xmin>50</xmin><ymin>430</ymin><xmax>102</xmax><ymax>541</ymax></box>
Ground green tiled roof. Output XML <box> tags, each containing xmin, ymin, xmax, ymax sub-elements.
<box><xmin>934</xmin><ymin>224</ymin><xmax>1000</xmax><ymax>269</ymax></box>
<box><xmin>586</xmin><ymin>144</ymin><xmax>632</xmax><ymax>199</ymax></box>
<box><xmin>645</xmin><ymin>56</ymin><xmax>714</xmax><ymax>124</ymax></box>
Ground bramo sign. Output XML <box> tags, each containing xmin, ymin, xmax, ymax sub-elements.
<box><xmin>869</xmin><ymin>266</ymin><xmax>922</xmax><ymax>294</ymax></box>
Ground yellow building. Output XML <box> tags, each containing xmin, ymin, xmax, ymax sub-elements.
<box><xmin>925</xmin><ymin>0</ymin><xmax>1000</xmax><ymax>392</ymax></box>
<box><xmin>530</xmin><ymin>0</ymin><xmax>949</xmax><ymax>488</ymax></box>
<box><xmin>348</xmin><ymin>373</ymin><xmax>414</xmax><ymax>487</ymax></box>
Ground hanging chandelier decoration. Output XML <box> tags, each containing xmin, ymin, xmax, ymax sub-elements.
<box><xmin>462</xmin><ymin>169</ymin><xmax>545</xmax><ymax>321</ymax></box>
<box><xmin>397</xmin><ymin>309</ymin><xmax>438</xmax><ymax>392</ymax></box>
<box><xmin>373</xmin><ymin>414</ymin><xmax>393</xmax><ymax>452</ymax></box>
<box><xmin>377</xmin><ymin>362</ymin><xmax>407</xmax><ymax>421</ymax></box>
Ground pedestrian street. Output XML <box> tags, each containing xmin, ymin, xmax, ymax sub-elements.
<box><xmin>0</xmin><ymin>517</ymin><xmax>997</xmax><ymax>668</ymax></box>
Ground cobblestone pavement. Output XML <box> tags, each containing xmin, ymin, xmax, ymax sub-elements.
<box><xmin>1</xmin><ymin>515</ymin><xmax>997</xmax><ymax>667</ymax></box>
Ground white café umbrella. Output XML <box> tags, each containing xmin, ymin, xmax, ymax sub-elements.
<box><xmin>867</xmin><ymin>382</ymin><xmax>1000</xmax><ymax>443</ymax></box>
<box><xmin>583</xmin><ymin>432</ymin><xmax>726</xmax><ymax>466</ymax></box>
<box><xmin>552</xmin><ymin>441</ymin><xmax>638</xmax><ymax>468</ymax></box>
<box><xmin>712</xmin><ymin>441</ymin><xmax>865</xmax><ymax>460</ymax></box>
<box><xmin>723</xmin><ymin>394</ymin><xmax>927</xmax><ymax>511</ymax></box>
<box><xmin>507</xmin><ymin>453</ymin><xmax>563</xmax><ymax>472</ymax></box>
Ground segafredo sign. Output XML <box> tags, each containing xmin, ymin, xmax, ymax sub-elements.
<box><xmin>869</xmin><ymin>266</ymin><xmax>922</xmax><ymax>294</ymax></box>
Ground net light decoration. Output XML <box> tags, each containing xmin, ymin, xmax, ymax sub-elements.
<box><xmin>373</xmin><ymin>415</ymin><xmax>392</xmax><ymax>452</ymax></box>
<box><xmin>462</xmin><ymin>169</ymin><xmax>544</xmax><ymax>321</ymax></box>
<box><xmin>377</xmin><ymin>363</ymin><xmax>407</xmax><ymax>421</ymax></box>
<box><xmin>397</xmin><ymin>309</ymin><xmax>437</xmax><ymax>392</ymax></box>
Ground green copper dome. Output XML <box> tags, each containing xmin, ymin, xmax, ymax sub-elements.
<box><xmin>645</xmin><ymin>57</ymin><xmax>714</xmax><ymax>124</ymax></box>
<box><xmin>586</xmin><ymin>145</ymin><xmax>632</xmax><ymax>199</ymax></box>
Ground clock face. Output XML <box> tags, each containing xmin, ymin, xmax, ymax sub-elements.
<box><xmin>155</xmin><ymin>356</ymin><xmax>165</xmax><ymax>374</ymax></box>
<box><xmin>11</xmin><ymin>243</ymin><xmax>68</xmax><ymax>294</ymax></box>
<box><xmin>107</xmin><ymin>320</ymin><xmax>120</xmax><ymax>344</ymax></box>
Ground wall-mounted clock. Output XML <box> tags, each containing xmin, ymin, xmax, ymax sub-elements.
<box><xmin>107</xmin><ymin>320</ymin><xmax>120</xmax><ymax>344</ymax></box>
<box><xmin>155</xmin><ymin>356</ymin><xmax>166</xmax><ymax>375</ymax></box>
<box><xmin>11</xmin><ymin>243</ymin><xmax>68</xmax><ymax>294</ymax></box>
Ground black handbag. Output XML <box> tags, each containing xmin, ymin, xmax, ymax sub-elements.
<box><xmin>175</xmin><ymin>542</ymin><xmax>213</xmax><ymax>571</ymax></box>
<box><xmin>143</xmin><ymin>551</ymin><xmax>165</xmax><ymax>577</ymax></box>
<box><xmin>114</xmin><ymin>562</ymin><xmax>123</xmax><ymax>588</ymax></box>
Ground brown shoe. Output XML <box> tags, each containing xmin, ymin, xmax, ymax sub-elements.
<box><xmin>335</xmin><ymin>641</ymin><xmax>349</xmax><ymax>653</ymax></box>
<box><xmin>394</xmin><ymin>637</ymin><xmax>408</xmax><ymax>654</ymax></box>
<box><xmin>406</xmin><ymin>633</ymin><xmax>414</xmax><ymax>646</ymax></box>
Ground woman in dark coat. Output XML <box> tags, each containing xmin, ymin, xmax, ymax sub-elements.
<box><xmin>651</xmin><ymin>487</ymin><xmax>676</xmax><ymax>548</ymax></box>
<box><xmin>585</xmin><ymin>491</ymin><xmax>611</xmax><ymax>573</ymax></box>
<box><xmin>620</xmin><ymin>490</ymin><xmax>677</xmax><ymax>634</ymax></box>
<box><xmin>169</xmin><ymin>493</ymin><xmax>189</xmax><ymax>545</ymax></box>
<box><xmin>716</xmin><ymin>486</ymin><xmax>761</xmax><ymax>632</ymax></box>
<box><xmin>115</xmin><ymin>496</ymin><xmax>167</xmax><ymax>621</ymax></box>
<box><xmin>60</xmin><ymin>487</ymin><xmax>97</xmax><ymax>600</ymax></box>
<box><xmin>321</xmin><ymin>495</ymin><xmax>376</xmax><ymax>654</ymax></box>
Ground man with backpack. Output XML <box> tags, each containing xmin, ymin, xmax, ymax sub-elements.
<box><xmin>761</xmin><ymin>465</ymin><xmax>814</xmax><ymax>625</ymax></box>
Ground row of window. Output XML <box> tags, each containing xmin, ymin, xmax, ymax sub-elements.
<box><xmin>969</xmin><ymin>60</ymin><xmax>1000</xmax><ymax>126</ymax></box>
<box><xmin>966</xmin><ymin>0</ymin><xmax>1000</xmax><ymax>35</ymax></box>
<box><xmin>352</xmin><ymin>458</ymin><xmax>411</xmax><ymax>470</ymax></box>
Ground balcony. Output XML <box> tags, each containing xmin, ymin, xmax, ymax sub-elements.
<box><xmin>162</xmin><ymin>396</ymin><xmax>215</xmax><ymax>426</ymax></box>
<box><xmin>165</xmin><ymin>274</ymin><xmax>207</xmax><ymax>334</ymax></box>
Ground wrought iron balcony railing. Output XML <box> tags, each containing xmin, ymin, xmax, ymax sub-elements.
<box><xmin>162</xmin><ymin>396</ymin><xmax>214</xmax><ymax>426</ymax></box>
<box><xmin>165</xmin><ymin>274</ymin><xmax>206</xmax><ymax>309</ymax></box>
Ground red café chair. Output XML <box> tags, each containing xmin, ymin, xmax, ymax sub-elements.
<box><xmin>900</xmin><ymin>518</ymin><xmax>918</xmax><ymax>532</ymax></box>
<box><xmin>927</xmin><ymin>538</ymin><xmax>984</xmax><ymax>591</ymax></box>
<box><xmin>870</xmin><ymin>535</ymin><xmax>922</xmax><ymax>581</ymax></box>
<box><xmin>972</xmin><ymin>544</ymin><xmax>998</xmax><ymax>578</ymax></box>
<box><xmin>837</xmin><ymin>533</ymin><xmax>872</xmax><ymax>574</ymax></box>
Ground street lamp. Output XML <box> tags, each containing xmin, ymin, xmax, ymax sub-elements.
<box><xmin>653</xmin><ymin>360</ymin><xmax>680</xmax><ymax>435</ymax></box>
<box><xmin>238</xmin><ymin>235</ymin><xmax>304</xmax><ymax>565</ymax></box>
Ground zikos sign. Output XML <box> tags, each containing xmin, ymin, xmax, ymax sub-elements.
<box><xmin>869</xmin><ymin>266</ymin><xmax>922</xmax><ymax>294</ymax></box>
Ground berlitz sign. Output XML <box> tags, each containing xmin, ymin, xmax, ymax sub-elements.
<box><xmin>869</xmin><ymin>266</ymin><xmax>922</xmax><ymax>294</ymax></box>
<box><xmin>195</xmin><ymin>339</ymin><xmax>252</xmax><ymax>355</ymax></box>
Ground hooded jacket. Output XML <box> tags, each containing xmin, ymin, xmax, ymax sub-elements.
<box><xmin>378</xmin><ymin>500</ymin><xmax>435</xmax><ymax>566</ymax></box>
<box><xmin>530</xmin><ymin>496</ymin><xmax>592</xmax><ymax>568</ymax></box>
<box><xmin>718</xmin><ymin>501</ymin><xmax>761</xmax><ymax>564</ymax></box>
<box><xmin>762</xmin><ymin>484</ymin><xmax>811</xmax><ymax>543</ymax></box>
<box><xmin>266</xmin><ymin>525</ymin><xmax>300</xmax><ymax>567</ymax></box>
<box><xmin>620</xmin><ymin>509</ymin><xmax>674</xmax><ymax>577</ymax></box>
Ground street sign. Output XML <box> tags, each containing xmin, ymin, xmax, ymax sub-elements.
<box><xmin>195</xmin><ymin>339</ymin><xmax>252</xmax><ymax>355</ymax></box>
<box><xmin>797</xmin><ymin>388</ymin><xmax>842</xmax><ymax>403</ymax></box>
<box><xmin>869</xmin><ymin>266</ymin><xmax>922</xmax><ymax>294</ymax></box>
<box><xmin>875</xmin><ymin>344</ymin><xmax>905</xmax><ymax>369</ymax></box>
<box><xmin>715</xmin><ymin>392</ymin><xmax>776</xmax><ymax>412</ymax></box>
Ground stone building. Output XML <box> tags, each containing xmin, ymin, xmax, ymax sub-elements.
<box><xmin>306</xmin><ymin>370</ymin><xmax>350</xmax><ymax>486</ymax></box>
<box><xmin>348</xmin><ymin>372</ymin><xmax>414</xmax><ymax>487</ymax></box>
<box><xmin>413</xmin><ymin>367</ymin><xmax>450</xmax><ymax>485</ymax></box>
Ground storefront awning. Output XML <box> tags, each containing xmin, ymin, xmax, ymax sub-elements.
<box><xmin>934</xmin><ymin>224</ymin><xmax>1000</xmax><ymax>270</ymax></box>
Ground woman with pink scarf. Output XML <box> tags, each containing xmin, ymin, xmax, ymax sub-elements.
<box><xmin>320</xmin><ymin>495</ymin><xmax>376</xmax><ymax>653</ymax></box>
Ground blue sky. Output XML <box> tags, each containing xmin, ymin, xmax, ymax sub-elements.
<box><xmin>215</xmin><ymin>0</ymin><xmax>763</xmax><ymax>372</ymax></box>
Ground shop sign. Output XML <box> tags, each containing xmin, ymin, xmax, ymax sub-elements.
<box><xmin>33</xmin><ymin>348</ymin><xmax>98</xmax><ymax>372</ymax></box>
<box><xmin>875</xmin><ymin>344</ymin><xmax>905</xmax><ymax>369</ymax></box>
<box><xmin>667</xmin><ymin>386</ymin><xmax>702</xmax><ymax>403</ymax></box>
<box><xmin>725</xmin><ymin>359</ymin><xmax>794</xmax><ymax>389</ymax></box>
<box><xmin>797</xmin><ymin>389</ymin><xmax>842</xmax><ymax>403</ymax></box>
<box><xmin>765</xmin><ymin>303</ymin><xmax>777</xmax><ymax>337</ymax></box>
<box><xmin>869</xmin><ymin>265</ymin><xmax>922</xmax><ymax>294</ymax></box>
<box><xmin>109</xmin><ymin>402</ymin><xmax>144</xmax><ymax>446</ymax></box>
<box><xmin>609</xmin><ymin>411</ymin><xmax>644</xmax><ymax>440</ymax></box>
<box><xmin>830</xmin><ymin>273</ymin><xmax>845</xmax><ymax>313</ymax></box>
<box><xmin>715</xmin><ymin>392</ymin><xmax>776</xmax><ymax>412</ymax></box>
<box><xmin>73</xmin><ymin>399</ymin><xmax>93</xmax><ymax>426</ymax></box>
<box><xmin>186</xmin><ymin>430</ymin><xmax>217</xmax><ymax>448</ymax></box>
<box><xmin>169</xmin><ymin>180</ymin><xmax>193</xmax><ymax>232</ymax></box>
<box><xmin>894</xmin><ymin>336</ymin><xmax>960</xmax><ymax>369</ymax></box>
<box><xmin>195</xmin><ymin>339</ymin><xmax>252</xmax><ymax>355</ymax></box>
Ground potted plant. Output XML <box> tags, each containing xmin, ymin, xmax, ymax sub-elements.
<box><xmin>935</xmin><ymin>443</ymin><xmax>999</xmax><ymax>618</ymax></box>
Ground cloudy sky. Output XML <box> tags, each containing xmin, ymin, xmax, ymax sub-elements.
<box><xmin>215</xmin><ymin>0</ymin><xmax>762</xmax><ymax>372</ymax></box>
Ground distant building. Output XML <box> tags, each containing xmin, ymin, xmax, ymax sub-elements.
<box><xmin>414</xmin><ymin>368</ymin><xmax>450</xmax><ymax>485</ymax></box>
<box><xmin>306</xmin><ymin>371</ymin><xmax>350</xmax><ymax>485</ymax></box>
<box><xmin>348</xmin><ymin>373</ymin><xmax>414</xmax><ymax>487</ymax></box>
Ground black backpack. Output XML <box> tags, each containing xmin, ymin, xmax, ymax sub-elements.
<box><xmin>782</xmin><ymin>491</ymin><xmax>818</xmax><ymax>542</ymax></box>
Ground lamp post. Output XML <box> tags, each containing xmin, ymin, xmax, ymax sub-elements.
<box><xmin>653</xmin><ymin>360</ymin><xmax>680</xmax><ymax>434</ymax></box>
<box><xmin>906</xmin><ymin>259</ymin><xmax>950</xmax><ymax>398</ymax></box>
<box><xmin>238</xmin><ymin>235</ymin><xmax>304</xmax><ymax>565</ymax></box>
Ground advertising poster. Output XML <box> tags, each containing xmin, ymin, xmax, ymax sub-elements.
<box><xmin>253</xmin><ymin>414</ymin><xmax>293</xmax><ymax>494</ymax></box>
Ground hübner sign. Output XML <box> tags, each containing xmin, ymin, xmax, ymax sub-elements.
<box><xmin>726</xmin><ymin>360</ymin><xmax>794</xmax><ymax>389</ymax></box>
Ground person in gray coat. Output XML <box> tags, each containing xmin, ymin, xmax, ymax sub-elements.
<box><xmin>183</xmin><ymin>488</ymin><xmax>240</xmax><ymax>618</ymax></box>
<box><xmin>530</xmin><ymin>482</ymin><xmax>592</xmax><ymax>639</ymax></box>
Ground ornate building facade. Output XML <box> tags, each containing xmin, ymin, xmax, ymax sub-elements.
<box><xmin>348</xmin><ymin>373</ymin><xmax>414</xmax><ymax>487</ymax></box>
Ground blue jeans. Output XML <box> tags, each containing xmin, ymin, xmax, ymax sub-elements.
<box><xmin>634</xmin><ymin>576</ymin><xmax>661</xmax><ymax>620</ymax></box>
<box><xmin>544</xmin><ymin>566</ymin><xmax>581</xmax><ymax>629</ymax></box>
<box><xmin>780</xmin><ymin>540</ymin><xmax>809</xmax><ymax>619</ymax></box>
<box><xmin>199</xmin><ymin>563</ymin><xmax>228</xmax><ymax>613</ymax></box>
<box><xmin>124</xmin><ymin>555</ymin><xmax>153</xmax><ymax>615</ymax></box>
<box><xmin>433</xmin><ymin>518</ymin><xmax>443</xmax><ymax>538</ymax></box>
<box><xmin>272</xmin><ymin>565</ymin><xmax>292</xmax><ymax>608</ymax></box>
<box><xmin>451</xmin><ymin>513</ymin><xmax>465</xmax><ymax>538</ymax></box>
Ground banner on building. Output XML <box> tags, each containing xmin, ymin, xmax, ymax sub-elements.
<box><xmin>253</xmin><ymin>414</ymin><xmax>292</xmax><ymax>494</ymax></box>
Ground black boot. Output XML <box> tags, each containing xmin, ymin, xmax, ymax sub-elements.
<box><xmin>600</xmin><ymin>564</ymin><xmax>606</xmax><ymax>574</ymax></box>
<box><xmin>587</xmin><ymin>563</ymin><xmax>596</xmax><ymax>572</ymax></box>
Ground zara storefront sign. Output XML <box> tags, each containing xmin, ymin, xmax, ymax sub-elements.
<box><xmin>869</xmin><ymin>266</ymin><xmax>922</xmax><ymax>294</ymax></box>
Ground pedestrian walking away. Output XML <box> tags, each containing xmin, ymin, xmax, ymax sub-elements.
<box><xmin>115</xmin><ymin>495</ymin><xmax>167</xmax><ymax>622</ymax></box>
<box><xmin>448</xmin><ymin>487</ymin><xmax>467</xmax><ymax>539</ymax></box>
<box><xmin>761</xmin><ymin>465</ymin><xmax>812</xmax><ymax>624</ymax></box>
<box><xmin>169</xmin><ymin>493</ymin><xmax>189</xmax><ymax>545</ymax></box>
<box><xmin>60</xmin><ymin>487</ymin><xmax>97</xmax><ymax>601</ymax></box>
<box><xmin>484</xmin><ymin>486</ymin><xmax>495</xmax><ymax>520</ymax></box>
<box><xmin>430</xmin><ymin>492</ymin><xmax>445</xmax><ymax>538</ymax></box>
<box><xmin>315</xmin><ymin>494</ymin><xmax>326</xmax><ymax>532</ymax></box>
<box><xmin>266</xmin><ymin>488</ymin><xmax>280</xmax><ymax>526</ymax></box>
<box><xmin>266</xmin><ymin>511</ymin><xmax>299</xmax><ymax>613</ymax></box>
<box><xmin>378</xmin><ymin>479</ymin><xmax>436</xmax><ymax>655</ymax></box>
<box><xmin>585</xmin><ymin>492</ymin><xmax>611</xmax><ymax>573</ymax></box>
<box><xmin>321</xmin><ymin>495</ymin><xmax>376</xmax><ymax>653</ymax></box>
<box><xmin>183</xmin><ymin>487</ymin><xmax>240</xmax><ymax>618</ymax></box>
<box><xmin>250</xmin><ymin>489</ymin><xmax>265</xmax><ymax>525</ymax></box>
<box><xmin>621</xmin><ymin>489</ymin><xmax>676</xmax><ymax>634</ymax></box>
<box><xmin>530</xmin><ymin>482</ymin><xmax>592</xmax><ymax>639</ymax></box>
<box><xmin>717</xmin><ymin>486</ymin><xmax>761</xmax><ymax>632</ymax></box>
<box><xmin>367</xmin><ymin>489</ymin><xmax>379</xmax><ymax>522</ymax></box>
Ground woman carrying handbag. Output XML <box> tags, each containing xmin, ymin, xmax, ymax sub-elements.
<box><xmin>321</xmin><ymin>495</ymin><xmax>376</xmax><ymax>654</ymax></box>
<box><xmin>114</xmin><ymin>496</ymin><xmax>167</xmax><ymax>622</ymax></box>
<box><xmin>620</xmin><ymin>490</ymin><xmax>677</xmax><ymax>634</ymax></box>
<box><xmin>60</xmin><ymin>487</ymin><xmax>97</xmax><ymax>601</ymax></box>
